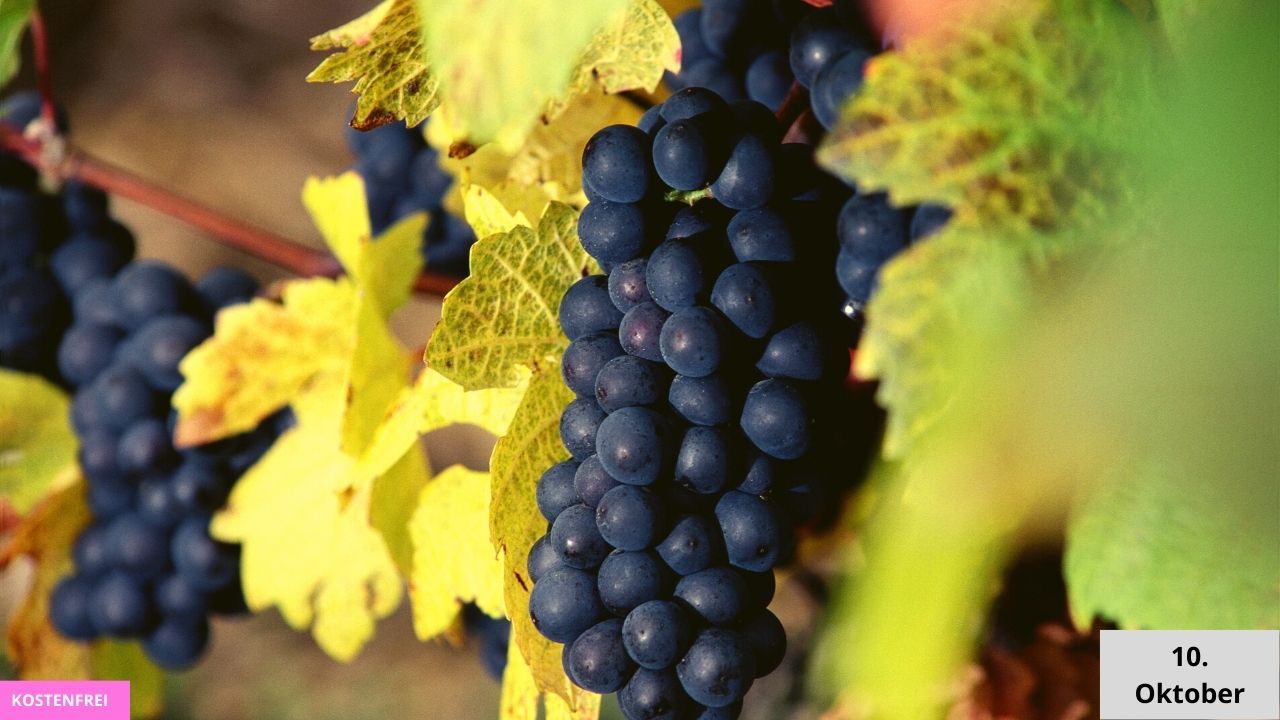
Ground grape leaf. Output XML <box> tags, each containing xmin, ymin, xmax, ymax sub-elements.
<box><xmin>425</xmin><ymin>201</ymin><xmax>594</xmax><ymax>391</ymax></box>
<box><xmin>490</xmin><ymin>370</ymin><xmax>599</xmax><ymax>710</ymax></box>
<box><xmin>212</xmin><ymin>417</ymin><xmax>405</xmax><ymax>662</ymax></box>
<box><xmin>408</xmin><ymin>465</ymin><xmax>505</xmax><ymax>640</ymax></box>
<box><xmin>0</xmin><ymin>0</ymin><xmax>33</xmax><ymax>86</ymax></box>
<box><xmin>427</xmin><ymin>91</ymin><xmax>642</xmax><ymax>221</ymax></box>
<box><xmin>0</xmin><ymin>481</ymin><xmax>164</xmax><ymax>718</ymax></box>
<box><xmin>308</xmin><ymin>0</ymin><xmax>438</xmax><ymax>130</ymax></box>
<box><xmin>174</xmin><ymin>279</ymin><xmax>356</xmax><ymax>445</ymax></box>
<box><xmin>1066</xmin><ymin>462</ymin><xmax>1280</xmax><ymax>631</ymax></box>
<box><xmin>310</xmin><ymin>0</ymin><xmax>673</xmax><ymax>151</ymax></box>
<box><xmin>499</xmin><ymin>637</ymin><xmax>602</xmax><ymax>720</ymax></box>
<box><xmin>817</xmin><ymin>0</ymin><xmax>1150</xmax><ymax>237</ymax></box>
<box><xmin>358</xmin><ymin>367</ymin><xmax>527</xmax><ymax>484</ymax></box>
<box><xmin>415</xmin><ymin>0</ymin><xmax>628</xmax><ymax>150</ymax></box>
<box><xmin>855</xmin><ymin>226</ymin><xmax>1032</xmax><ymax>456</ymax></box>
<box><xmin>0</xmin><ymin>369</ymin><xmax>76</xmax><ymax>514</ymax></box>
<box><xmin>463</xmin><ymin>184</ymin><xmax>532</xmax><ymax>240</ymax></box>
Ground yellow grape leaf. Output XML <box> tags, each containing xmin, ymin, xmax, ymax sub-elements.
<box><xmin>817</xmin><ymin>0</ymin><xmax>1150</xmax><ymax>237</ymax></box>
<box><xmin>369</xmin><ymin>442</ymin><xmax>431</xmax><ymax>576</ymax></box>
<box><xmin>408</xmin><ymin>465</ymin><xmax>504</xmax><ymax>640</ymax></box>
<box><xmin>174</xmin><ymin>279</ymin><xmax>355</xmax><ymax>445</ymax></box>
<box><xmin>490</xmin><ymin>370</ymin><xmax>596</xmax><ymax>707</ymax></box>
<box><xmin>308</xmin><ymin>0</ymin><xmax>440</xmax><ymax>130</ymax></box>
<box><xmin>302</xmin><ymin>172</ymin><xmax>427</xmax><ymax>315</ymax></box>
<box><xmin>212</xmin><ymin>420</ymin><xmax>405</xmax><ymax>662</ymax></box>
<box><xmin>428</xmin><ymin>92</ymin><xmax>642</xmax><ymax>221</ymax></box>
<box><xmin>0</xmin><ymin>369</ymin><xmax>76</xmax><ymax>513</ymax></box>
<box><xmin>311</xmin><ymin>0</ymin><xmax>670</xmax><ymax>150</ymax></box>
<box><xmin>0</xmin><ymin>481</ymin><xmax>164</xmax><ymax>716</ymax></box>
<box><xmin>357</xmin><ymin>367</ymin><xmax>528</xmax><ymax>483</ymax></box>
<box><xmin>425</xmin><ymin>202</ymin><xmax>594</xmax><ymax>391</ymax></box>
<box><xmin>463</xmin><ymin>184</ymin><xmax>531</xmax><ymax>240</ymax></box>
<box><xmin>344</xmin><ymin>290</ymin><xmax>414</xmax><ymax>454</ymax></box>
<box><xmin>415</xmin><ymin>0</ymin><xmax>626</xmax><ymax>150</ymax></box>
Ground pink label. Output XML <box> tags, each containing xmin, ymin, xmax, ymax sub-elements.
<box><xmin>0</xmin><ymin>681</ymin><xmax>129</xmax><ymax>720</ymax></box>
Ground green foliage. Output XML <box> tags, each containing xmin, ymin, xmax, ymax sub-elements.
<box><xmin>1067</xmin><ymin>463</ymin><xmax>1280</xmax><ymax>630</ymax></box>
<box><xmin>425</xmin><ymin>201</ymin><xmax>595</xmax><ymax>390</ymax></box>
<box><xmin>0</xmin><ymin>0</ymin><xmax>33</xmax><ymax>87</ymax></box>
<box><xmin>818</xmin><ymin>0</ymin><xmax>1150</xmax><ymax>237</ymax></box>
<box><xmin>0</xmin><ymin>369</ymin><xmax>76</xmax><ymax>513</ymax></box>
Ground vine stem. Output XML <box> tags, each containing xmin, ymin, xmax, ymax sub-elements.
<box><xmin>0</xmin><ymin>124</ymin><xmax>464</xmax><ymax>294</ymax></box>
<box><xmin>799</xmin><ymin>0</ymin><xmax>833</xmax><ymax>6</ymax></box>
<box><xmin>774</xmin><ymin>81</ymin><xmax>810</xmax><ymax>128</ymax></box>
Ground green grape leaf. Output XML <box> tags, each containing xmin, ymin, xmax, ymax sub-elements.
<box><xmin>0</xmin><ymin>369</ymin><xmax>77</xmax><ymax>514</ymax></box>
<box><xmin>310</xmin><ymin>0</ymin><xmax>674</xmax><ymax>151</ymax></box>
<box><xmin>425</xmin><ymin>201</ymin><xmax>594</xmax><ymax>391</ymax></box>
<box><xmin>0</xmin><ymin>0</ymin><xmax>33</xmax><ymax>86</ymax></box>
<box><xmin>408</xmin><ymin>465</ymin><xmax>505</xmax><ymax>640</ymax></box>
<box><xmin>308</xmin><ymin>0</ymin><xmax>439</xmax><ymax>130</ymax></box>
<box><xmin>856</xmin><ymin>226</ymin><xmax>1032</xmax><ymax>456</ymax></box>
<box><xmin>490</xmin><ymin>370</ymin><xmax>598</xmax><ymax>711</ymax></box>
<box><xmin>1066</xmin><ymin>462</ymin><xmax>1280</xmax><ymax>630</ymax></box>
<box><xmin>817</xmin><ymin>0</ymin><xmax>1150</xmax><ymax>236</ymax></box>
<box><xmin>416</xmin><ymin>0</ymin><xmax>628</xmax><ymax>150</ymax></box>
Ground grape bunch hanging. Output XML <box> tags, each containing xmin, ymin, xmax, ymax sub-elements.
<box><xmin>345</xmin><ymin>120</ymin><xmax>475</xmax><ymax>277</ymax></box>
<box><xmin>528</xmin><ymin>87</ymin><xmax>854</xmax><ymax>719</ymax></box>
<box><xmin>0</xmin><ymin>93</ymin><xmax>288</xmax><ymax>670</ymax></box>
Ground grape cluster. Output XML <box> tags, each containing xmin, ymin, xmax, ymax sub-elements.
<box><xmin>1</xmin><ymin>93</ymin><xmax>133</xmax><ymax>382</ymax></box>
<box><xmin>47</xmin><ymin>251</ymin><xmax>289</xmax><ymax>670</ymax></box>
<box><xmin>787</xmin><ymin>3</ymin><xmax>879</xmax><ymax>129</ymax></box>
<box><xmin>345</xmin><ymin>120</ymin><xmax>475</xmax><ymax>277</ymax></box>
<box><xmin>667</xmin><ymin>0</ymin><xmax>808</xmax><ymax>110</ymax></box>
<box><xmin>529</xmin><ymin>87</ymin><xmax>851</xmax><ymax>719</ymax></box>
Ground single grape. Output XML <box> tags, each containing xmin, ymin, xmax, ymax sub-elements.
<box><xmin>711</xmin><ymin>262</ymin><xmax>780</xmax><ymax>340</ymax></box>
<box><xmin>595</xmin><ymin>355</ymin><xmax>671</xmax><ymax>413</ymax></box>
<box><xmin>57</xmin><ymin>323</ymin><xmax>122</xmax><ymax>386</ymax></box>
<box><xmin>668</xmin><ymin>373</ymin><xmax>735</xmax><ymax>427</ymax></box>
<box><xmin>646</xmin><ymin>239</ymin><xmax>711</xmax><ymax>312</ymax></box>
<box><xmin>49</xmin><ymin>575</ymin><xmax>98</xmax><ymax>641</ymax></box>
<box><xmin>551</xmin><ymin>503</ymin><xmax>611</xmax><ymax>570</ymax></box>
<box><xmin>196</xmin><ymin>266</ymin><xmax>259</xmax><ymax>311</ymax></box>
<box><xmin>579</xmin><ymin>201</ymin><xmax>650</xmax><ymax>265</ymax></box>
<box><xmin>117</xmin><ymin>418</ymin><xmax>174</xmax><ymax>475</ymax></box>
<box><xmin>746</xmin><ymin>50</ymin><xmax>794</xmax><ymax>110</ymax></box>
<box><xmin>527</xmin><ymin>534</ymin><xmax>562</xmax><ymax>583</ymax></box>
<box><xmin>170</xmin><ymin>459</ymin><xmax>229</xmax><ymax>514</ymax></box>
<box><xmin>72</xmin><ymin>523</ymin><xmax>112</xmax><ymax>578</ymax></box>
<box><xmin>597</xmin><ymin>550</ymin><xmax>671</xmax><ymax>616</ymax></box>
<box><xmin>538</xmin><ymin>460</ymin><xmax>581</xmax><ymax>522</ymax></box>
<box><xmin>582</xmin><ymin>125</ymin><xmax>652</xmax><ymax>204</ymax></box>
<box><xmin>155</xmin><ymin>573</ymin><xmax>209</xmax><ymax>619</ymax></box>
<box><xmin>619</xmin><ymin>667</ymin><xmax>688</xmax><ymax>720</ymax></box>
<box><xmin>811</xmin><ymin>49</ymin><xmax>870</xmax><ymax>129</ymax></box>
<box><xmin>676</xmin><ymin>628</ymin><xmax>756</xmax><ymax>708</ymax></box>
<box><xmin>608</xmin><ymin>258</ymin><xmax>650</xmax><ymax>312</ymax></box>
<box><xmin>143</xmin><ymin>616</ymin><xmax>210</xmax><ymax>671</ymax></box>
<box><xmin>656</xmin><ymin>515</ymin><xmax>724</xmax><ymax>576</ymax></box>
<box><xmin>740</xmin><ymin>378</ymin><xmax>811</xmax><ymax>459</ymax></box>
<box><xmin>595</xmin><ymin>406</ymin><xmax>671</xmax><ymax>486</ymax></box>
<box><xmin>574</xmin><ymin>454</ymin><xmax>620</xmax><ymax>508</ymax></box>
<box><xmin>89</xmin><ymin>571</ymin><xmax>154</xmax><ymax>637</ymax></box>
<box><xmin>660</xmin><ymin>87</ymin><xmax>730</xmax><ymax>123</ymax></box>
<box><xmin>560</xmin><ymin>397</ymin><xmax>607</xmax><ymax>460</ymax></box>
<box><xmin>659</xmin><ymin>306</ymin><xmax>727</xmax><ymax>378</ymax></box>
<box><xmin>565</xmin><ymin>618</ymin><xmax>635</xmax><ymax>693</ymax></box>
<box><xmin>727</xmin><ymin>207</ymin><xmax>796</xmax><ymax>262</ymax></box>
<box><xmin>529</xmin><ymin>566</ymin><xmax>605</xmax><ymax>644</ymax></box>
<box><xmin>50</xmin><ymin>236</ymin><xmax>129</xmax><ymax>292</ymax></box>
<box><xmin>789</xmin><ymin>8</ymin><xmax>862</xmax><ymax>87</ymax></box>
<box><xmin>596</xmin><ymin>485</ymin><xmax>665</xmax><ymax>551</ymax></box>
<box><xmin>673</xmin><ymin>567</ymin><xmax>748</xmax><ymax>625</ymax></box>
<box><xmin>106</xmin><ymin>512</ymin><xmax>170</xmax><ymax>581</ymax></box>
<box><xmin>739</xmin><ymin>609</ymin><xmax>786</xmax><ymax>677</ymax></box>
<box><xmin>619</xmin><ymin>301</ymin><xmax>671</xmax><ymax>362</ymax></box>
<box><xmin>90</xmin><ymin>365</ymin><xmax>157</xmax><ymax>432</ymax></box>
<box><xmin>711</xmin><ymin>132</ymin><xmax>776</xmax><ymax>210</ymax></box>
<box><xmin>109</xmin><ymin>261</ymin><xmax>195</xmax><ymax>330</ymax></box>
<box><xmin>653</xmin><ymin>119</ymin><xmax>718</xmax><ymax>191</ymax></box>
<box><xmin>737</xmin><ymin>453</ymin><xmax>777</xmax><ymax>495</ymax></box>
<box><xmin>910</xmin><ymin>203</ymin><xmax>953</xmax><ymax>240</ymax></box>
<box><xmin>756</xmin><ymin>321</ymin><xmax>825</xmax><ymax>380</ymax></box>
<box><xmin>837</xmin><ymin>193</ymin><xmax>908</xmax><ymax>261</ymax></box>
<box><xmin>622</xmin><ymin>599</ymin><xmax>692</xmax><ymax>670</ymax></box>
<box><xmin>559</xmin><ymin>275</ymin><xmax>624</xmax><ymax>341</ymax></box>
<box><xmin>715</xmin><ymin>491</ymin><xmax>787</xmax><ymax>572</ymax></box>
<box><xmin>675</xmin><ymin>426</ymin><xmax>736</xmax><ymax>494</ymax></box>
<box><xmin>128</xmin><ymin>315</ymin><xmax>208</xmax><ymax>391</ymax></box>
<box><xmin>171</xmin><ymin>518</ymin><xmax>238</xmax><ymax>591</ymax></box>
